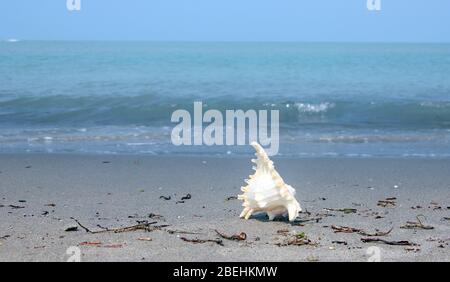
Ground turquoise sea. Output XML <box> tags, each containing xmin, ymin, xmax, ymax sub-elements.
<box><xmin>1</xmin><ymin>41</ymin><xmax>450</xmax><ymax>157</ymax></box>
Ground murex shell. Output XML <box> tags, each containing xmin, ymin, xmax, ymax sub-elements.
<box><xmin>238</xmin><ymin>142</ymin><xmax>302</xmax><ymax>221</ymax></box>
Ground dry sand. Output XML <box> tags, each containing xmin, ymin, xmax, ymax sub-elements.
<box><xmin>0</xmin><ymin>153</ymin><xmax>449</xmax><ymax>261</ymax></box>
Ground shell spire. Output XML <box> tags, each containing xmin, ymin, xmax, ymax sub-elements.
<box><xmin>238</xmin><ymin>142</ymin><xmax>302</xmax><ymax>222</ymax></box>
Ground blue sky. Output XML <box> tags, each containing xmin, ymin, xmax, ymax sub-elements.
<box><xmin>1</xmin><ymin>0</ymin><xmax>449</xmax><ymax>42</ymax></box>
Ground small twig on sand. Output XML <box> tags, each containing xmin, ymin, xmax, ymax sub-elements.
<box><xmin>331</xmin><ymin>225</ymin><xmax>392</xmax><ymax>237</ymax></box>
<box><xmin>400</xmin><ymin>215</ymin><xmax>434</xmax><ymax>230</ymax></box>
<box><xmin>180</xmin><ymin>237</ymin><xmax>224</xmax><ymax>246</ymax></box>
<box><xmin>332</xmin><ymin>240</ymin><xmax>348</xmax><ymax>245</ymax></box>
<box><xmin>324</xmin><ymin>208</ymin><xmax>357</xmax><ymax>214</ymax></box>
<box><xmin>225</xmin><ymin>196</ymin><xmax>238</xmax><ymax>201</ymax></box>
<box><xmin>71</xmin><ymin>217</ymin><xmax>93</xmax><ymax>233</ymax></box>
<box><xmin>71</xmin><ymin>217</ymin><xmax>163</xmax><ymax>234</ymax></box>
<box><xmin>331</xmin><ymin>225</ymin><xmax>362</xmax><ymax>233</ymax></box>
<box><xmin>361</xmin><ymin>238</ymin><xmax>418</xmax><ymax>246</ymax></box>
<box><xmin>359</xmin><ymin>228</ymin><xmax>393</xmax><ymax>237</ymax></box>
<box><xmin>215</xmin><ymin>230</ymin><xmax>247</xmax><ymax>241</ymax></box>
<box><xmin>8</xmin><ymin>205</ymin><xmax>25</xmax><ymax>209</ymax></box>
<box><xmin>377</xmin><ymin>197</ymin><xmax>397</xmax><ymax>208</ymax></box>
<box><xmin>166</xmin><ymin>229</ymin><xmax>204</xmax><ymax>235</ymax></box>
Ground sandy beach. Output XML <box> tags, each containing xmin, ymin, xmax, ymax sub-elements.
<box><xmin>0</xmin><ymin>153</ymin><xmax>448</xmax><ymax>262</ymax></box>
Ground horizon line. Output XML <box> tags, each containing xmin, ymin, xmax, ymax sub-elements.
<box><xmin>2</xmin><ymin>39</ymin><xmax>450</xmax><ymax>44</ymax></box>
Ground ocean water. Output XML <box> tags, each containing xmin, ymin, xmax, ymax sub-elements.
<box><xmin>1</xmin><ymin>41</ymin><xmax>450</xmax><ymax>157</ymax></box>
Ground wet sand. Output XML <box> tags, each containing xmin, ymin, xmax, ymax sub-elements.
<box><xmin>0</xmin><ymin>153</ymin><xmax>449</xmax><ymax>262</ymax></box>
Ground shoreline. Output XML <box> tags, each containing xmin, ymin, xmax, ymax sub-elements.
<box><xmin>0</xmin><ymin>153</ymin><xmax>449</xmax><ymax>261</ymax></box>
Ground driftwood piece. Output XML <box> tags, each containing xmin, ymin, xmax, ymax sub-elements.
<box><xmin>361</xmin><ymin>238</ymin><xmax>418</xmax><ymax>246</ymax></box>
<box><xmin>400</xmin><ymin>216</ymin><xmax>434</xmax><ymax>230</ymax></box>
<box><xmin>331</xmin><ymin>225</ymin><xmax>392</xmax><ymax>236</ymax></box>
<box><xmin>180</xmin><ymin>237</ymin><xmax>224</xmax><ymax>246</ymax></box>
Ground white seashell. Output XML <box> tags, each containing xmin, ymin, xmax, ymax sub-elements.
<box><xmin>238</xmin><ymin>142</ymin><xmax>302</xmax><ymax>222</ymax></box>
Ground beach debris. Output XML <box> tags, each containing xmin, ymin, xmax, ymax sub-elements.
<box><xmin>148</xmin><ymin>213</ymin><xmax>164</xmax><ymax>220</ymax></box>
<box><xmin>8</xmin><ymin>205</ymin><xmax>25</xmax><ymax>209</ymax></box>
<box><xmin>176</xmin><ymin>200</ymin><xmax>185</xmax><ymax>204</ymax></box>
<box><xmin>275</xmin><ymin>232</ymin><xmax>318</xmax><ymax>247</ymax></box>
<box><xmin>71</xmin><ymin>217</ymin><xmax>167</xmax><ymax>234</ymax></box>
<box><xmin>306</xmin><ymin>255</ymin><xmax>319</xmax><ymax>262</ymax></box>
<box><xmin>276</xmin><ymin>229</ymin><xmax>290</xmax><ymax>235</ymax></box>
<box><xmin>238</xmin><ymin>142</ymin><xmax>302</xmax><ymax>222</ymax></box>
<box><xmin>18</xmin><ymin>200</ymin><xmax>26</xmax><ymax>203</ymax></box>
<box><xmin>137</xmin><ymin>237</ymin><xmax>152</xmax><ymax>242</ymax></box>
<box><xmin>102</xmin><ymin>161</ymin><xmax>111</xmax><ymax>164</ymax></box>
<box><xmin>159</xmin><ymin>195</ymin><xmax>171</xmax><ymax>200</ymax></box>
<box><xmin>360</xmin><ymin>228</ymin><xmax>393</xmax><ymax>237</ymax></box>
<box><xmin>225</xmin><ymin>196</ymin><xmax>238</xmax><ymax>201</ymax></box>
<box><xmin>0</xmin><ymin>235</ymin><xmax>10</xmax><ymax>240</ymax></box>
<box><xmin>79</xmin><ymin>241</ymin><xmax>102</xmax><ymax>246</ymax></box>
<box><xmin>96</xmin><ymin>222</ymin><xmax>170</xmax><ymax>233</ymax></box>
<box><xmin>45</xmin><ymin>203</ymin><xmax>56</xmax><ymax>207</ymax></box>
<box><xmin>331</xmin><ymin>225</ymin><xmax>362</xmax><ymax>233</ymax></box>
<box><xmin>331</xmin><ymin>225</ymin><xmax>393</xmax><ymax>236</ymax></box>
<box><xmin>292</xmin><ymin>217</ymin><xmax>323</xmax><ymax>226</ymax></box>
<box><xmin>442</xmin><ymin>217</ymin><xmax>450</xmax><ymax>221</ymax></box>
<box><xmin>166</xmin><ymin>229</ymin><xmax>204</xmax><ymax>235</ymax></box>
<box><xmin>400</xmin><ymin>215</ymin><xmax>434</xmax><ymax>230</ymax></box>
<box><xmin>181</xmin><ymin>194</ymin><xmax>192</xmax><ymax>201</ymax></box>
<box><xmin>276</xmin><ymin>230</ymin><xmax>316</xmax><ymax>245</ymax></box>
<box><xmin>180</xmin><ymin>237</ymin><xmax>224</xmax><ymax>246</ymax></box>
<box><xmin>64</xmin><ymin>226</ymin><xmax>79</xmax><ymax>232</ymax></box>
<box><xmin>103</xmin><ymin>244</ymin><xmax>123</xmax><ymax>248</ymax></box>
<box><xmin>428</xmin><ymin>202</ymin><xmax>443</xmax><ymax>210</ymax></box>
<box><xmin>79</xmin><ymin>241</ymin><xmax>123</xmax><ymax>248</ymax></box>
<box><xmin>41</xmin><ymin>211</ymin><xmax>49</xmax><ymax>216</ymax></box>
<box><xmin>214</xmin><ymin>230</ymin><xmax>247</xmax><ymax>241</ymax></box>
<box><xmin>292</xmin><ymin>211</ymin><xmax>334</xmax><ymax>225</ymax></box>
<box><xmin>323</xmin><ymin>208</ymin><xmax>357</xmax><ymax>214</ymax></box>
<box><xmin>404</xmin><ymin>246</ymin><xmax>421</xmax><ymax>252</ymax></box>
<box><xmin>377</xmin><ymin>197</ymin><xmax>397</xmax><ymax>208</ymax></box>
<box><xmin>360</xmin><ymin>238</ymin><xmax>418</xmax><ymax>246</ymax></box>
<box><xmin>332</xmin><ymin>240</ymin><xmax>348</xmax><ymax>245</ymax></box>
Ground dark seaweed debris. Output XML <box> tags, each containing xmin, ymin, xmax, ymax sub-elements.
<box><xmin>324</xmin><ymin>208</ymin><xmax>357</xmax><ymax>214</ymax></box>
<box><xmin>331</xmin><ymin>225</ymin><xmax>393</xmax><ymax>237</ymax></box>
<box><xmin>180</xmin><ymin>237</ymin><xmax>224</xmax><ymax>246</ymax></box>
<box><xmin>400</xmin><ymin>216</ymin><xmax>434</xmax><ymax>230</ymax></box>
<box><xmin>361</xmin><ymin>238</ymin><xmax>418</xmax><ymax>246</ymax></box>
<box><xmin>377</xmin><ymin>197</ymin><xmax>397</xmax><ymax>208</ymax></box>
<box><xmin>215</xmin><ymin>230</ymin><xmax>247</xmax><ymax>241</ymax></box>
<box><xmin>181</xmin><ymin>194</ymin><xmax>192</xmax><ymax>201</ymax></box>
<box><xmin>71</xmin><ymin>217</ymin><xmax>167</xmax><ymax>234</ymax></box>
